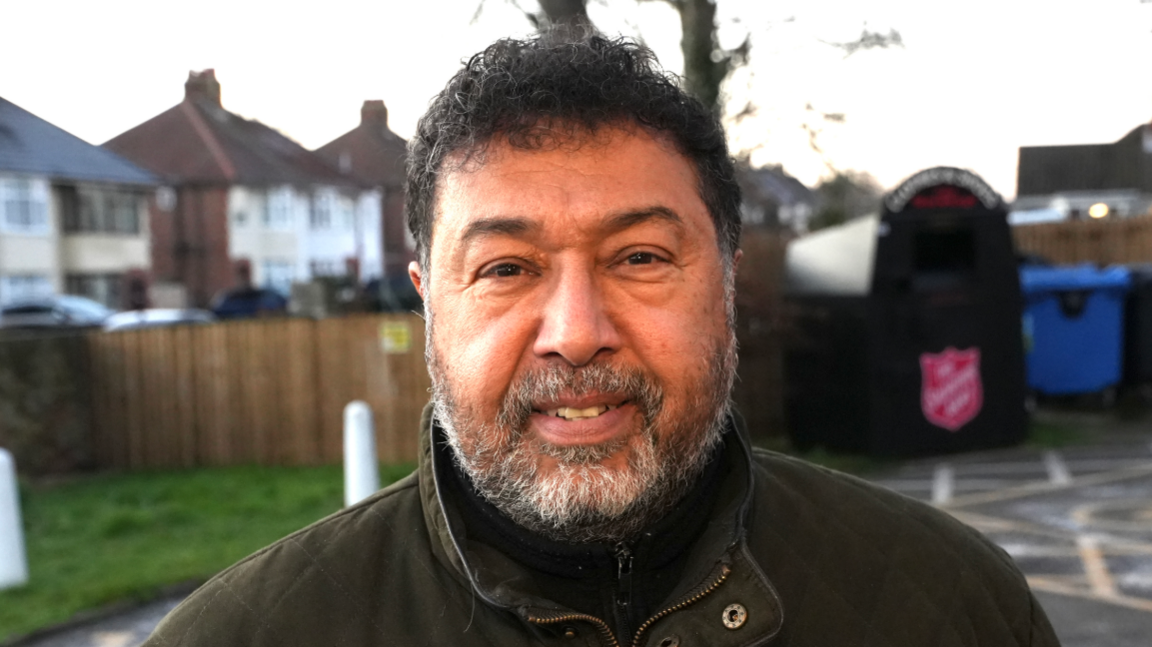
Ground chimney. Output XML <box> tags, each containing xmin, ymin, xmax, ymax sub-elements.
<box><xmin>185</xmin><ymin>69</ymin><xmax>222</xmax><ymax>106</ymax></box>
<box><xmin>360</xmin><ymin>100</ymin><xmax>388</xmax><ymax>130</ymax></box>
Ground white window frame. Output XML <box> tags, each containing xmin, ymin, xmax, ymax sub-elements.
<box><xmin>263</xmin><ymin>186</ymin><xmax>294</xmax><ymax>230</ymax></box>
<box><xmin>261</xmin><ymin>260</ymin><xmax>296</xmax><ymax>296</ymax></box>
<box><xmin>0</xmin><ymin>176</ymin><xmax>51</xmax><ymax>235</ymax></box>
<box><xmin>0</xmin><ymin>274</ymin><xmax>54</xmax><ymax>305</ymax></box>
<box><xmin>311</xmin><ymin>190</ymin><xmax>334</xmax><ymax>230</ymax></box>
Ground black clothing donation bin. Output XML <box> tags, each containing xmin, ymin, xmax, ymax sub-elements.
<box><xmin>784</xmin><ymin>167</ymin><xmax>1027</xmax><ymax>457</ymax></box>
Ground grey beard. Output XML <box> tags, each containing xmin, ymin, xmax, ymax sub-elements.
<box><xmin>429</xmin><ymin>341</ymin><xmax>736</xmax><ymax>544</ymax></box>
<box><xmin>422</xmin><ymin>263</ymin><xmax>739</xmax><ymax>544</ymax></box>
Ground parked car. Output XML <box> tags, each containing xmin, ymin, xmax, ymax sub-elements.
<box><xmin>102</xmin><ymin>308</ymin><xmax>216</xmax><ymax>332</ymax></box>
<box><xmin>0</xmin><ymin>295</ymin><xmax>114</xmax><ymax>329</ymax></box>
<box><xmin>210</xmin><ymin>288</ymin><xmax>288</xmax><ymax>320</ymax></box>
<box><xmin>364</xmin><ymin>275</ymin><xmax>423</xmax><ymax>313</ymax></box>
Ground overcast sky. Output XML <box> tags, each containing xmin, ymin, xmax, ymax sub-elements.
<box><xmin>3</xmin><ymin>0</ymin><xmax>1151</xmax><ymax>199</ymax></box>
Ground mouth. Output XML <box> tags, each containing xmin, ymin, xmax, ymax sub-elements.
<box><xmin>527</xmin><ymin>400</ymin><xmax>633</xmax><ymax>447</ymax></box>
<box><xmin>541</xmin><ymin>403</ymin><xmax>624</xmax><ymax>421</ymax></box>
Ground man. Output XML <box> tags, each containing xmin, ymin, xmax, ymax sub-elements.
<box><xmin>145</xmin><ymin>34</ymin><xmax>1059</xmax><ymax>646</ymax></box>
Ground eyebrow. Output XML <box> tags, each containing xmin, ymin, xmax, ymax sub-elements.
<box><xmin>602</xmin><ymin>206</ymin><xmax>684</xmax><ymax>234</ymax></box>
<box><xmin>459</xmin><ymin>217</ymin><xmax>539</xmax><ymax>244</ymax></box>
<box><xmin>457</xmin><ymin>206</ymin><xmax>684</xmax><ymax>246</ymax></box>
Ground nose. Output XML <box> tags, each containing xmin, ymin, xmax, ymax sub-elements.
<box><xmin>532</xmin><ymin>264</ymin><xmax>621</xmax><ymax>366</ymax></box>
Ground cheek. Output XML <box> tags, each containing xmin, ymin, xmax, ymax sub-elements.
<box><xmin>615</xmin><ymin>290</ymin><xmax>729</xmax><ymax>395</ymax></box>
<box><xmin>432</xmin><ymin>297</ymin><xmax>535</xmax><ymax>402</ymax></box>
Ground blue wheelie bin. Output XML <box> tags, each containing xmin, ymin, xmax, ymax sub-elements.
<box><xmin>1020</xmin><ymin>264</ymin><xmax>1131</xmax><ymax>395</ymax></box>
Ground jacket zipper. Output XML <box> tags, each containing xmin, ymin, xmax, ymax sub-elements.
<box><xmin>629</xmin><ymin>563</ymin><xmax>731</xmax><ymax>647</ymax></box>
<box><xmin>526</xmin><ymin>562</ymin><xmax>731</xmax><ymax>647</ymax></box>
<box><xmin>526</xmin><ymin>611</ymin><xmax>621</xmax><ymax>647</ymax></box>
<box><xmin>614</xmin><ymin>541</ymin><xmax>634</xmax><ymax>634</ymax></box>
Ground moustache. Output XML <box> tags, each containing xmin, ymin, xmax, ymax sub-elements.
<box><xmin>497</xmin><ymin>362</ymin><xmax>664</xmax><ymax>433</ymax></box>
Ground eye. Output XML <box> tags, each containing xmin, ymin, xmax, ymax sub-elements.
<box><xmin>625</xmin><ymin>251</ymin><xmax>663</xmax><ymax>265</ymax></box>
<box><xmin>482</xmin><ymin>262</ymin><xmax>525</xmax><ymax>278</ymax></box>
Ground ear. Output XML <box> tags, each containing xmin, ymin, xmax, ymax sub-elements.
<box><xmin>408</xmin><ymin>261</ymin><xmax>425</xmax><ymax>299</ymax></box>
<box><xmin>732</xmin><ymin>249</ymin><xmax>743</xmax><ymax>274</ymax></box>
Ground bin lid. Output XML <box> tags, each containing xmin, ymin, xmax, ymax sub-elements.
<box><xmin>785</xmin><ymin>215</ymin><xmax>879</xmax><ymax>296</ymax></box>
<box><xmin>1020</xmin><ymin>264</ymin><xmax>1131</xmax><ymax>294</ymax></box>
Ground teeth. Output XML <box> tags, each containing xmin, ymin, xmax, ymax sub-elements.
<box><xmin>546</xmin><ymin>404</ymin><xmax>617</xmax><ymax>420</ymax></box>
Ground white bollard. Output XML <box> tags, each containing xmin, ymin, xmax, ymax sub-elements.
<box><xmin>0</xmin><ymin>448</ymin><xmax>29</xmax><ymax>590</ymax></box>
<box><xmin>343</xmin><ymin>401</ymin><xmax>380</xmax><ymax>507</ymax></box>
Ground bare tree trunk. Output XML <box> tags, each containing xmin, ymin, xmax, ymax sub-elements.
<box><xmin>536</xmin><ymin>0</ymin><xmax>594</xmax><ymax>39</ymax></box>
<box><xmin>537</xmin><ymin>0</ymin><xmax>590</xmax><ymax>26</ymax></box>
<box><xmin>675</xmin><ymin>0</ymin><xmax>727</xmax><ymax>112</ymax></box>
<box><xmin>537</xmin><ymin>0</ymin><xmax>730</xmax><ymax>112</ymax></box>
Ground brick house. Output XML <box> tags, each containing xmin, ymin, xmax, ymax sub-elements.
<box><xmin>314</xmin><ymin>100</ymin><xmax>412</xmax><ymax>278</ymax></box>
<box><xmin>104</xmin><ymin>70</ymin><xmax>382</xmax><ymax>307</ymax></box>
<box><xmin>0</xmin><ymin>96</ymin><xmax>156</xmax><ymax>307</ymax></box>
<box><xmin>737</xmin><ymin>164</ymin><xmax>816</xmax><ymax>234</ymax></box>
<box><xmin>1015</xmin><ymin>123</ymin><xmax>1152</xmax><ymax>221</ymax></box>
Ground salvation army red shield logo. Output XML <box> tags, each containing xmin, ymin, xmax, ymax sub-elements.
<box><xmin>920</xmin><ymin>347</ymin><xmax>983</xmax><ymax>432</ymax></box>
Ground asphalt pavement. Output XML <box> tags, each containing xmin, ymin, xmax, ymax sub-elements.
<box><xmin>10</xmin><ymin>410</ymin><xmax>1152</xmax><ymax>647</ymax></box>
<box><xmin>873</xmin><ymin>412</ymin><xmax>1152</xmax><ymax>647</ymax></box>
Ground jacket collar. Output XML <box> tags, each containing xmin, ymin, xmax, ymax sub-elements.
<box><xmin>416</xmin><ymin>404</ymin><xmax>783</xmax><ymax>645</ymax></box>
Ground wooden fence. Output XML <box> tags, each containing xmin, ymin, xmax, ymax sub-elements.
<box><xmin>1013</xmin><ymin>213</ymin><xmax>1152</xmax><ymax>265</ymax></box>
<box><xmin>87</xmin><ymin>314</ymin><xmax>430</xmax><ymax>470</ymax></box>
<box><xmin>731</xmin><ymin>229</ymin><xmax>789</xmax><ymax>442</ymax></box>
<box><xmin>3</xmin><ymin>232</ymin><xmax>792</xmax><ymax>474</ymax></box>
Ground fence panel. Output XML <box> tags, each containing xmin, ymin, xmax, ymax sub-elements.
<box><xmin>86</xmin><ymin>314</ymin><xmax>430</xmax><ymax>471</ymax></box>
<box><xmin>365</xmin><ymin>316</ymin><xmax>428</xmax><ymax>464</ymax></box>
<box><xmin>76</xmin><ymin>265</ymin><xmax>793</xmax><ymax>471</ymax></box>
<box><xmin>1013</xmin><ymin>214</ymin><xmax>1152</xmax><ymax>265</ymax></box>
<box><xmin>733</xmin><ymin>229</ymin><xmax>789</xmax><ymax>442</ymax></box>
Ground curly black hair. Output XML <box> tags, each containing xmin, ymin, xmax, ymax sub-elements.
<box><xmin>405</xmin><ymin>33</ymin><xmax>741</xmax><ymax>268</ymax></box>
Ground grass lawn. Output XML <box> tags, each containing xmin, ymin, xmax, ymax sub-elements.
<box><xmin>0</xmin><ymin>462</ymin><xmax>415</xmax><ymax>643</ymax></box>
<box><xmin>0</xmin><ymin>411</ymin><xmax>1106</xmax><ymax>642</ymax></box>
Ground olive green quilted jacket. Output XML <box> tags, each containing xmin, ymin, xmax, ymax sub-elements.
<box><xmin>143</xmin><ymin>408</ymin><xmax>1059</xmax><ymax>646</ymax></box>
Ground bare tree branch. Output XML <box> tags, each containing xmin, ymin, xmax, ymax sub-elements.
<box><xmin>821</xmin><ymin>27</ymin><xmax>904</xmax><ymax>58</ymax></box>
<box><xmin>471</xmin><ymin>0</ymin><xmax>488</xmax><ymax>25</ymax></box>
<box><xmin>801</xmin><ymin>103</ymin><xmax>848</xmax><ymax>173</ymax></box>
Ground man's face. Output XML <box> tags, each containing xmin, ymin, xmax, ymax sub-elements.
<box><xmin>411</xmin><ymin>125</ymin><xmax>737</xmax><ymax>542</ymax></box>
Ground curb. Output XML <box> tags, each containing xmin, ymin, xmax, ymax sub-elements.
<box><xmin>1</xmin><ymin>580</ymin><xmax>201</xmax><ymax>647</ymax></box>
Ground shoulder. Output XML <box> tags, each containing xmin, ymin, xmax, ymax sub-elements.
<box><xmin>744</xmin><ymin>448</ymin><xmax>1056</xmax><ymax>646</ymax></box>
<box><xmin>746</xmin><ymin>446</ymin><xmax>1009</xmax><ymax>566</ymax></box>
<box><xmin>143</xmin><ymin>472</ymin><xmax>458</xmax><ymax>646</ymax></box>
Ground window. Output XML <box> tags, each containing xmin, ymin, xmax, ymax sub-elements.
<box><xmin>62</xmin><ymin>186</ymin><xmax>141</xmax><ymax>234</ymax></box>
<box><xmin>1</xmin><ymin>176</ymin><xmax>50</xmax><ymax>234</ymax></box>
<box><xmin>337</xmin><ymin>195</ymin><xmax>355</xmax><ymax>230</ymax></box>
<box><xmin>262</xmin><ymin>260</ymin><xmax>295</xmax><ymax>295</ymax></box>
<box><xmin>0</xmin><ymin>274</ymin><xmax>53</xmax><ymax>305</ymax></box>
<box><xmin>264</xmin><ymin>187</ymin><xmax>294</xmax><ymax>230</ymax></box>
<box><xmin>912</xmin><ymin>226</ymin><xmax>977</xmax><ymax>291</ymax></box>
<box><xmin>309</xmin><ymin>258</ymin><xmax>345</xmax><ymax>277</ymax></box>
<box><xmin>914</xmin><ymin>228</ymin><xmax>976</xmax><ymax>274</ymax></box>
<box><xmin>310</xmin><ymin>191</ymin><xmax>334</xmax><ymax>229</ymax></box>
<box><xmin>65</xmin><ymin>273</ymin><xmax>122</xmax><ymax>308</ymax></box>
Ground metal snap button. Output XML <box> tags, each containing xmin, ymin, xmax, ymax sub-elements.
<box><xmin>658</xmin><ymin>635</ymin><xmax>680</xmax><ymax>647</ymax></box>
<box><xmin>722</xmin><ymin>603</ymin><xmax>747</xmax><ymax>629</ymax></box>
<box><xmin>562</xmin><ymin>626</ymin><xmax>578</xmax><ymax>639</ymax></box>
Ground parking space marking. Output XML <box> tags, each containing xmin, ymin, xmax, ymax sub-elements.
<box><xmin>1026</xmin><ymin>576</ymin><xmax>1152</xmax><ymax>613</ymax></box>
<box><xmin>1077</xmin><ymin>535</ymin><xmax>1119</xmax><ymax>598</ymax></box>
<box><xmin>944</xmin><ymin>463</ymin><xmax>1152</xmax><ymax>508</ymax></box>
<box><xmin>932</xmin><ymin>463</ymin><xmax>953</xmax><ymax>505</ymax></box>
<box><xmin>879</xmin><ymin>445</ymin><xmax>1152</xmax><ymax>616</ymax></box>
<box><xmin>1043</xmin><ymin>450</ymin><xmax>1072</xmax><ymax>485</ymax></box>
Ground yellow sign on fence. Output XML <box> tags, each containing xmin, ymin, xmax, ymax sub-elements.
<box><xmin>379</xmin><ymin>321</ymin><xmax>412</xmax><ymax>354</ymax></box>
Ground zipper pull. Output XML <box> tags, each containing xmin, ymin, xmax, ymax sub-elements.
<box><xmin>614</xmin><ymin>542</ymin><xmax>633</xmax><ymax>580</ymax></box>
<box><xmin>614</xmin><ymin>541</ymin><xmax>634</xmax><ymax>608</ymax></box>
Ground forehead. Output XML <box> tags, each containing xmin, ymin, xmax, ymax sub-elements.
<box><xmin>430</xmin><ymin>126</ymin><xmax>711</xmax><ymax>249</ymax></box>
